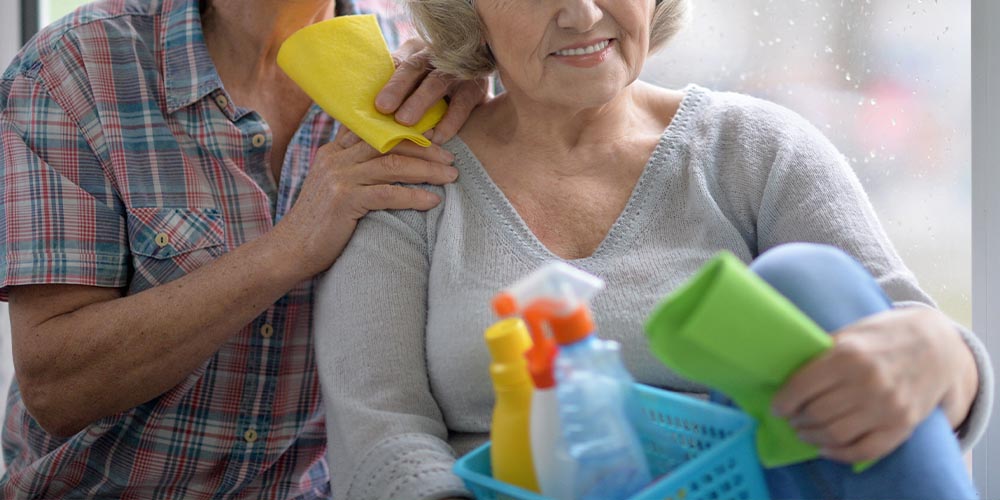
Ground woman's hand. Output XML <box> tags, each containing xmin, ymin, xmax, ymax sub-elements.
<box><xmin>269</xmin><ymin>126</ymin><xmax>458</xmax><ymax>279</ymax></box>
<box><xmin>375</xmin><ymin>37</ymin><xmax>492</xmax><ymax>145</ymax></box>
<box><xmin>771</xmin><ymin>307</ymin><xmax>977</xmax><ymax>463</ymax></box>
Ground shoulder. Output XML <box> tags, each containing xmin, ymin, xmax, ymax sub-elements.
<box><xmin>5</xmin><ymin>0</ymin><xmax>159</xmax><ymax>77</ymax></box>
<box><xmin>686</xmin><ymin>86</ymin><xmax>827</xmax><ymax>147</ymax></box>
<box><xmin>677</xmin><ymin>85</ymin><xmax>846</xmax><ymax>182</ymax></box>
<box><xmin>2</xmin><ymin>0</ymin><xmax>162</xmax><ymax>109</ymax></box>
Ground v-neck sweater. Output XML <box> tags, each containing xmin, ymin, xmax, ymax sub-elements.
<box><xmin>313</xmin><ymin>84</ymin><xmax>994</xmax><ymax>500</ymax></box>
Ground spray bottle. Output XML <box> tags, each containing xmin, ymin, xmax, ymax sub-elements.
<box><xmin>494</xmin><ymin>262</ymin><xmax>651</xmax><ymax>500</ymax></box>
<box><xmin>484</xmin><ymin>318</ymin><xmax>539</xmax><ymax>492</ymax></box>
<box><xmin>494</xmin><ymin>296</ymin><xmax>573</xmax><ymax>499</ymax></box>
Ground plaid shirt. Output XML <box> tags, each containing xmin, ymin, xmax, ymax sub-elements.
<box><xmin>0</xmin><ymin>0</ymin><xmax>406</xmax><ymax>497</ymax></box>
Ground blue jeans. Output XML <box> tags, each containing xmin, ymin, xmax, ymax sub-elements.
<box><xmin>732</xmin><ymin>243</ymin><xmax>977</xmax><ymax>500</ymax></box>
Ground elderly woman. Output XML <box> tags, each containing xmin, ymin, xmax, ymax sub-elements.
<box><xmin>0</xmin><ymin>0</ymin><xmax>489</xmax><ymax>497</ymax></box>
<box><xmin>314</xmin><ymin>0</ymin><xmax>993</xmax><ymax>499</ymax></box>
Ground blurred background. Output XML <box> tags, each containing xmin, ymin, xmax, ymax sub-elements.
<box><xmin>654</xmin><ymin>0</ymin><xmax>973</xmax><ymax>327</ymax></box>
<box><xmin>1</xmin><ymin>0</ymin><xmax>973</xmax><ymax>477</ymax></box>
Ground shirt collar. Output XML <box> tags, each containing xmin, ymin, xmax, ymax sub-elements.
<box><xmin>161</xmin><ymin>0</ymin><xmax>223</xmax><ymax>113</ymax></box>
<box><xmin>160</xmin><ymin>0</ymin><xmax>358</xmax><ymax>114</ymax></box>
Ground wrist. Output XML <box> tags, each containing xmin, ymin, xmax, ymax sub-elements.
<box><xmin>938</xmin><ymin>319</ymin><xmax>978</xmax><ymax>430</ymax></box>
<box><xmin>248</xmin><ymin>226</ymin><xmax>315</xmax><ymax>288</ymax></box>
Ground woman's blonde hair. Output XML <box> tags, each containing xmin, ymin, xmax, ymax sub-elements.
<box><xmin>407</xmin><ymin>0</ymin><xmax>691</xmax><ymax>79</ymax></box>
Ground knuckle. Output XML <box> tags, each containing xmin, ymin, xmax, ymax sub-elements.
<box><xmin>400</xmin><ymin>53</ymin><xmax>430</xmax><ymax>72</ymax></box>
<box><xmin>369</xmin><ymin>185</ymin><xmax>395</xmax><ymax>204</ymax></box>
<box><xmin>381</xmin><ymin>154</ymin><xmax>403</xmax><ymax>173</ymax></box>
<box><xmin>885</xmin><ymin>390</ymin><xmax>908</xmax><ymax>418</ymax></box>
<box><xmin>330</xmin><ymin>179</ymin><xmax>352</xmax><ymax>197</ymax></box>
<box><xmin>828</xmin><ymin>425</ymin><xmax>853</xmax><ymax>446</ymax></box>
<box><xmin>425</xmin><ymin>70</ymin><xmax>453</xmax><ymax>92</ymax></box>
<box><xmin>315</xmin><ymin>143</ymin><xmax>338</xmax><ymax>162</ymax></box>
<box><xmin>801</xmin><ymin>404</ymin><xmax>823</xmax><ymax>424</ymax></box>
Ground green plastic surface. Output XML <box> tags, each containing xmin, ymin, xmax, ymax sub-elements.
<box><xmin>644</xmin><ymin>251</ymin><xmax>834</xmax><ymax>468</ymax></box>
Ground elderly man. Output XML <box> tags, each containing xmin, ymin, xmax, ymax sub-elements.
<box><xmin>0</xmin><ymin>0</ymin><xmax>486</xmax><ymax>497</ymax></box>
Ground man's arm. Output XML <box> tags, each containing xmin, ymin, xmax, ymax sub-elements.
<box><xmin>8</xmin><ymin>134</ymin><xmax>458</xmax><ymax>438</ymax></box>
<box><xmin>9</xmin><ymin>232</ymin><xmax>301</xmax><ymax>437</ymax></box>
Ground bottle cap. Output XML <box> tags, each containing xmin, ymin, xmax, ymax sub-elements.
<box><xmin>484</xmin><ymin>318</ymin><xmax>533</xmax><ymax>387</ymax></box>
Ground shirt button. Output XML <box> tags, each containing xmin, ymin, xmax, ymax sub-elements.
<box><xmin>154</xmin><ymin>233</ymin><xmax>170</xmax><ymax>247</ymax></box>
<box><xmin>260</xmin><ymin>324</ymin><xmax>274</xmax><ymax>338</ymax></box>
<box><xmin>244</xmin><ymin>428</ymin><xmax>258</xmax><ymax>444</ymax></box>
<box><xmin>251</xmin><ymin>134</ymin><xmax>267</xmax><ymax>148</ymax></box>
<box><xmin>215</xmin><ymin>94</ymin><xmax>229</xmax><ymax>109</ymax></box>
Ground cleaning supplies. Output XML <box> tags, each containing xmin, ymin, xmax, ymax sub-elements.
<box><xmin>494</xmin><ymin>262</ymin><xmax>651</xmax><ymax>500</ymax></box>
<box><xmin>506</xmin><ymin>300</ymin><xmax>573</xmax><ymax>500</ymax></box>
<box><xmin>484</xmin><ymin>318</ymin><xmax>539</xmax><ymax>492</ymax></box>
<box><xmin>276</xmin><ymin>15</ymin><xmax>447</xmax><ymax>153</ymax></box>
<box><xmin>644</xmin><ymin>251</ymin><xmax>833</xmax><ymax>467</ymax></box>
<box><xmin>645</xmin><ymin>245</ymin><xmax>979</xmax><ymax>500</ymax></box>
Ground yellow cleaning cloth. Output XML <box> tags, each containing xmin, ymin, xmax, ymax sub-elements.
<box><xmin>277</xmin><ymin>15</ymin><xmax>448</xmax><ymax>153</ymax></box>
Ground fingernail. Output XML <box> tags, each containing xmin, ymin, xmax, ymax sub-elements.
<box><xmin>446</xmin><ymin>166</ymin><xmax>459</xmax><ymax>180</ymax></box>
<box><xmin>375</xmin><ymin>94</ymin><xmax>393</xmax><ymax>112</ymax></box>
<box><xmin>441</xmin><ymin>149</ymin><xmax>455</xmax><ymax>162</ymax></box>
<box><xmin>397</xmin><ymin>109</ymin><xmax>416</xmax><ymax>125</ymax></box>
<box><xmin>432</xmin><ymin>130</ymin><xmax>447</xmax><ymax>145</ymax></box>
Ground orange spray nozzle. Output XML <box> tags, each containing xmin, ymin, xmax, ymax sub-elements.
<box><xmin>492</xmin><ymin>262</ymin><xmax>606</xmax><ymax>388</ymax></box>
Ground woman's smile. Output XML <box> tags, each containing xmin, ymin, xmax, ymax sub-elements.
<box><xmin>550</xmin><ymin>38</ymin><xmax>616</xmax><ymax>68</ymax></box>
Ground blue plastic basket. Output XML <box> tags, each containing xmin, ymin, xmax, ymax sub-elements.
<box><xmin>453</xmin><ymin>383</ymin><xmax>771</xmax><ymax>500</ymax></box>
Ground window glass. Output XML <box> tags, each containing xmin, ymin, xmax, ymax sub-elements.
<box><xmin>39</xmin><ymin>0</ymin><xmax>89</xmax><ymax>25</ymax></box>
<box><xmin>645</xmin><ymin>1</ymin><xmax>970</xmax><ymax>326</ymax></box>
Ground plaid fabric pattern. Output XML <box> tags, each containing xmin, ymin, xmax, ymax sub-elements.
<box><xmin>0</xmin><ymin>0</ymin><xmax>403</xmax><ymax>497</ymax></box>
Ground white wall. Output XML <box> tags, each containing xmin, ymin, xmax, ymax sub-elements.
<box><xmin>972</xmin><ymin>0</ymin><xmax>999</xmax><ymax>497</ymax></box>
<box><xmin>0</xmin><ymin>0</ymin><xmax>21</xmax><ymax>478</ymax></box>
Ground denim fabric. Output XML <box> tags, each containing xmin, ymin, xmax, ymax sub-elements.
<box><xmin>744</xmin><ymin>243</ymin><xmax>977</xmax><ymax>500</ymax></box>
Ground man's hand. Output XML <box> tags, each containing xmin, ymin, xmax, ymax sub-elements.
<box><xmin>272</xmin><ymin>125</ymin><xmax>457</xmax><ymax>278</ymax></box>
<box><xmin>374</xmin><ymin>38</ymin><xmax>492</xmax><ymax>145</ymax></box>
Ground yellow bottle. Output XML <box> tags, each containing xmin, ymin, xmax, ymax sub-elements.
<box><xmin>485</xmin><ymin>318</ymin><xmax>540</xmax><ymax>493</ymax></box>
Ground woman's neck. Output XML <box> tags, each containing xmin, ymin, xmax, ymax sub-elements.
<box><xmin>479</xmin><ymin>82</ymin><xmax>665</xmax><ymax>158</ymax></box>
<box><xmin>202</xmin><ymin>0</ymin><xmax>336</xmax><ymax>93</ymax></box>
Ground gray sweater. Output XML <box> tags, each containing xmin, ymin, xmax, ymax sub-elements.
<box><xmin>313</xmin><ymin>84</ymin><xmax>994</xmax><ymax>500</ymax></box>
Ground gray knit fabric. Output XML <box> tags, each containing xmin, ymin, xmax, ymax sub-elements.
<box><xmin>313</xmin><ymin>84</ymin><xmax>994</xmax><ymax>500</ymax></box>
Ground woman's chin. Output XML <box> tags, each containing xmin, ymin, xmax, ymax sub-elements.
<box><xmin>540</xmin><ymin>82</ymin><xmax>631</xmax><ymax>110</ymax></box>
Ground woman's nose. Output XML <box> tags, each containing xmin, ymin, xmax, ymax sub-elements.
<box><xmin>556</xmin><ymin>0</ymin><xmax>603</xmax><ymax>32</ymax></box>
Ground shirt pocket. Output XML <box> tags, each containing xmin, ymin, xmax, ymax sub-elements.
<box><xmin>126</xmin><ymin>207</ymin><xmax>226</xmax><ymax>292</ymax></box>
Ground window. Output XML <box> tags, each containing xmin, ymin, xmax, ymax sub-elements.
<box><xmin>648</xmin><ymin>1</ymin><xmax>972</xmax><ymax>329</ymax></box>
<box><xmin>20</xmin><ymin>0</ymin><xmax>88</xmax><ymax>43</ymax></box>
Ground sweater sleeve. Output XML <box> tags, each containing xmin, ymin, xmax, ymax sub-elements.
<box><xmin>313</xmin><ymin>203</ymin><xmax>471</xmax><ymax>500</ymax></box>
<box><xmin>751</xmin><ymin>107</ymin><xmax>994</xmax><ymax>452</ymax></box>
